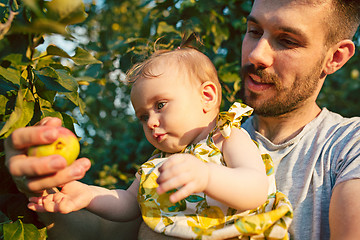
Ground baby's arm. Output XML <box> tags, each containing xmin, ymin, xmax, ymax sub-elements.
<box><xmin>86</xmin><ymin>179</ymin><xmax>140</xmax><ymax>221</ymax></box>
<box><xmin>157</xmin><ymin>128</ymin><xmax>268</xmax><ymax>211</ymax></box>
<box><xmin>205</xmin><ymin>128</ymin><xmax>269</xmax><ymax>210</ymax></box>
<box><xmin>28</xmin><ymin>179</ymin><xmax>141</xmax><ymax>222</ymax></box>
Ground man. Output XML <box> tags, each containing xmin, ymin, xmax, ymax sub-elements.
<box><xmin>4</xmin><ymin>0</ymin><xmax>360</xmax><ymax>239</ymax></box>
<box><xmin>240</xmin><ymin>0</ymin><xmax>360</xmax><ymax>239</ymax></box>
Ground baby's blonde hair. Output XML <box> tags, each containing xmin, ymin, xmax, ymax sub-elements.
<box><xmin>127</xmin><ymin>48</ymin><xmax>222</xmax><ymax>107</ymax></box>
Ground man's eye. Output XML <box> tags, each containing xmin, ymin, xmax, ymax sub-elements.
<box><xmin>247</xmin><ymin>26</ymin><xmax>262</xmax><ymax>38</ymax></box>
<box><xmin>157</xmin><ymin>102</ymin><xmax>166</xmax><ymax>110</ymax></box>
<box><xmin>278</xmin><ymin>35</ymin><xmax>301</xmax><ymax>48</ymax></box>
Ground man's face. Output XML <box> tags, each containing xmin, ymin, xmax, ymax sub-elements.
<box><xmin>241</xmin><ymin>0</ymin><xmax>331</xmax><ymax>117</ymax></box>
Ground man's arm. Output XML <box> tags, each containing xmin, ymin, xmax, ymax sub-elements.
<box><xmin>329</xmin><ymin>179</ymin><xmax>360</xmax><ymax>239</ymax></box>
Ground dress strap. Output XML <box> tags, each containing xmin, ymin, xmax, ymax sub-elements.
<box><xmin>216</xmin><ymin>102</ymin><xmax>253</xmax><ymax>138</ymax></box>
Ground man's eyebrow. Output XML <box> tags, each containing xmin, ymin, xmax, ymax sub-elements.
<box><xmin>247</xmin><ymin>14</ymin><xmax>307</xmax><ymax>40</ymax></box>
<box><xmin>278</xmin><ymin>26</ymin><xmax>307</xmax><ymax>39</ymax></box>
<box><xmin>246</xmin><ymin>15</ymin><xmax>258</xmax><ymax>24</ymax></box>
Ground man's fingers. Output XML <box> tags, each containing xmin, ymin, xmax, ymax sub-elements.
<box><xmin>36</xmin><ymin>117</ymin><xmax>62</xmax><ymax>127</ymax></box>
<box><xmin>10</xmin><ymin>126</ymin><xmax>59</xmax><ymax>150</ymax></box>
<box><xmin>11</xmin><ymin>117</ymin><xmax>62</xmax><ymax>149</ymax></box>
<box><xmin>26</xmin><ymin>158</ymin><xmax>91</xmax><ymax>192</ymax></box>
<box><xmin>9</xmin><ymin>155</ymin><xmax>67</xmax><ymax>177</ymax></box>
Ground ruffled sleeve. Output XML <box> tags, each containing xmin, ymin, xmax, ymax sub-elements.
<box><xmin>216</xmin><ymin>102</ymin><xmax>253</xmax><ymax>138</ymax></box>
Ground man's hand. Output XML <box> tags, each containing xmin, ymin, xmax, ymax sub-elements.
<box><xmin>4</xmin><ymin>117</ymin><xmax>91</xmax><ymax>196</ymax></box>
<box><xmin>156</xmin><ymin>153</ymin><xmax>209</xmax><ymax>203</ymax></box>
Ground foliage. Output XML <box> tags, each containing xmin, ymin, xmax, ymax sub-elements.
<box><xmin>0</xmin><ymin>0</ymin><xmax>101</xmax><ymax>238</ymax></box>
<box><xmin>0</xmin><ymin>0</ymin><xmax>359</xmax><ymax>239</ymax></box>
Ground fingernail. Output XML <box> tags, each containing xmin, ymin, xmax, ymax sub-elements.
<box><xmin>43</xmin><ymin>129</ymin><xmax>58</xmax><ymax>141</ymax></box>
<box><xmin>71</xmin><ymin>167</ymin><xmax>82</xmax><ymax>177</ymax></box>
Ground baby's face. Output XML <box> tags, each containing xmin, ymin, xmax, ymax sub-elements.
<box><xmin>130</xmin><ymin>65</ymin><xmax>209</xmax><ymax>153</ymax></box>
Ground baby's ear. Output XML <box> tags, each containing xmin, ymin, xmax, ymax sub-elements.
<box><xmin>201</xmin><ymin>81</ymin><xmax>218</xmax><ymax>113</ymax></box>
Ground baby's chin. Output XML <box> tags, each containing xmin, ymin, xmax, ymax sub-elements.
<box><xmin>157</xmin><ymin>145</ymin><xmax>186</xmax><ymax>154</ymax></box>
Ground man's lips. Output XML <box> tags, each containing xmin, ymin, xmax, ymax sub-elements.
<box><xmin>246</xmin><ymin>74</ymin><xmax>274</xmax><ymax>92</ymax></box>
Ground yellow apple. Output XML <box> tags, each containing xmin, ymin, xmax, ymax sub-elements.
<box><xmin>27</xmin><ymin>127</ymin><xmax>80</xmax><ymax>165</ymax></box>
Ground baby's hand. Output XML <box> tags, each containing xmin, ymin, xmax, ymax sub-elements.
<box><xmin>156</xmin><ymin>153</ymin><xmax>209</xmax><ymax>203</ymax></box>
<box><xmin>28</xmin><ymin>181</ymin><xmax>92</xmax><ymax>214</ymax></box>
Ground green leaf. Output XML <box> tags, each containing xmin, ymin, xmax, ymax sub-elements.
<box><xmin>45</xmin><ymin>0</ymin><xmax>87</xmax><ymax>25</ymax></box>
<box><xmin>62</xmin><ymin>112</ymin><xmax>77</xmax><ymax>133</ymax></box>
<box><xmin>185</xmin><ymin>195</ymin><xmax>205</xmax><ymax>203</ymax></box>
<box><xmin>41</xmin><ymin>109</ymin><xmax>62</xmax><ymax>119</ymax></box>
<box><xmin>34</xmin><ymin>67</ymin><xmax>78</xmax><ymax>93</ymax></box>
<box><xmin>0</xmin><ymin>89</ymin><xmax>35</xmax><ymax>138</ymax></box>
<box><xmin>78</xmin><ymin>97</ymin><xmax>86</xmax><ymax>115</ymax></box>
<box><xmin>13</xmin><ymin>19</ymin><xmax>68</xmax><ymax>35</ymax></box>
<box><xmin>38</xmin><ymin>97</ymin><xmax>53</xmax><ymax>109</ymax></box>
<box><xmin>3</xmin><ymin>219</ymin><xmax>47</xmax><ymax>240</ymax></box>
<box><xmin>22</xmin><ymin>0</ymin><xmax>44</xmax><ymax>18</ymax></box>
<box><xmin>64</xmin><ymin>91</ymin><xmax>79</xmax><ymax>106</ymax></box>
<box><xmin>0</xmin><ymin>94</ymin><xmax>8</xmax><ymax>115</ymax></box>
<box><xmin>46</xmin><ymin>45</ymin><xmax>72</xmax><ymax>58</ymax></box>
<box><xmin>2</xmin><ymin>54</ymin><xmax>29</xmax><ymax>66</ymax></box>
<box><xmin>34</xmin><ymin>79</ymin><xmax>57</xmax><ymax>104</ymax></box>
<box><xmin>0</xmin><ymin>78</ymin><xmax>18</xmax><ymax>95</ymax></box>
<box><xmin>55</xmin><ymin>69</ymin><xmax>78</xmax><ymax>92</ymax></box>
<box><xmin>71</xmin><ymin>47</ymin><xmax>102</xmax><ymax>65</ymax></box>
<box><xmin>0</xmin><ymin>66</ymin><xmax>20</xmax><ymax>85</ymax></box>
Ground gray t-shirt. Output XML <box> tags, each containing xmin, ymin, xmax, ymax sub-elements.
<box><xmin>242</xmin><ymin>108</ymin><xmax>360</xmax><ymax>239</ymax></box>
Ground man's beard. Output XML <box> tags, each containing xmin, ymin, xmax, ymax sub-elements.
<box><xmin>240</xmin><ymin>62</ymin><xmax>323</xmax><ymax>117</ymax></box>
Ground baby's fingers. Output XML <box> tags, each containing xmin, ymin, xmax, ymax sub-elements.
<box><xmin>157</xmin><ymin>172</ymin><xmax>191</xmax><ymax>195</ymax></box>
<box><xmin>168</xmin><ymin>183</ymin><xmax>196</xmax><ymax>203</ymax></box>
<box><xmin>28</xmin><ymin>193</ymin><xmax>68</xmax><ymax>213</ymax></box>
<box><xmin>28</xmin><ymin>202</ymin><xmax>46</xmax><ymax>212</ymax></box>
<box><xmin>28</xmin><ymin>196</ymin><xmax>46</xmax><ymax>212</ymax></box>
<box><xmin>27</xmin><ymin>194</ymin><xmax>57</xmax><ymax>212</ymax></box>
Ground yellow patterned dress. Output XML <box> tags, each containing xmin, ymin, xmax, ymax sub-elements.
<box><xmin>137</xmin><ymin>102</ymin><xmax>293</xmax><ymax>239</ymax></box>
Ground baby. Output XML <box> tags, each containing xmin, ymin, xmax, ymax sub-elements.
<box><xmin>28</xmin><ymin>46</ymin><xmax>292</xmax><ymax>239</ymax></box>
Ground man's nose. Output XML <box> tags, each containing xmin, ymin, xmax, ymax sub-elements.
<box><xmin>248</xmin><ymin>37</ymin><xmax>274</xmax><ymax>69</ymax></box>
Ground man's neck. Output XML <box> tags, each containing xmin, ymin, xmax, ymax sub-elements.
<box><xmin>252</xmin><ymin>104</ymin><xmax>321</xmax><ymax>145</ymax></box>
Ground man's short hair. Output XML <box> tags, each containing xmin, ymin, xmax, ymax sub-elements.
<box><xmin>326</xmin><ymin>0</ymin><xmax>360</xmax><ymax>45</ymax></box>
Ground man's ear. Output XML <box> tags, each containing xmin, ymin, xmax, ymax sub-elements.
<box><xmin>324</xmin><ymin>39</ymin><xmax>355</xmax><ymax>75</ymax></box>
<box><xmin>200</xmin><ymin>81</ymin><xmax>218</xmax><ymax>113</ymax></box>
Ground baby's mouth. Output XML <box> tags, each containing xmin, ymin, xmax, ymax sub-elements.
<box><xmin>153</xmin><ymin>133</ymin><xmax>166</xmax><ymax>142</ymax></box>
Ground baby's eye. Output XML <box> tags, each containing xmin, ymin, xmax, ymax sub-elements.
<box><xmin>157</xmin><ymin>102</ymin><xmax>166</xmax><ymax>110</ymax></box>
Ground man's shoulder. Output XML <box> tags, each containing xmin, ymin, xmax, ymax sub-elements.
<box><xmin>242</xmin><ymin>109</ymin><xmax>360</xmax><ymax>143</ymax></box>
<box><xmin>319</xmin><ymin>108</ymin><xmax>360</xmax><ymax>131</ymax></box>
<box><xmin>312</xmin><ymin>108</ymin><xmax>360</xmax><ymax>148</ymax></box>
